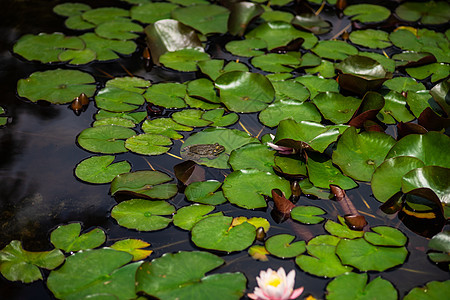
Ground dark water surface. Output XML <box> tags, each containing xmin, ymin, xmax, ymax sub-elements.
<box><xmin>0</xmin><ymin>0</ymin><xmax>448</xmax><ymax>299</ymax></box>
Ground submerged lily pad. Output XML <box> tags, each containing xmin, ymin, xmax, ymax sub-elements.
<box><xmin>50</xmin><ymin>223</ymin><xmax>105</xmax><ymax>252</ymax></box>
<box><xmin>0</xmin><ymin>240</ymin><xmax>64</xmax><ymax>283</ymax></box>
<box><xmin>111</xmin><ymin>199</ymin><xmax>175</xmax><ymax>231</ymax></box>
<box><xmin>191</xmin><ymin>216</ymin><xmax>255</xmax><ymax>252</ymax></box>
<box><xmin>17</xmin><ymin>69</ymin><xmax>96</xmax><ymax>104</ymax></box>
<box><xmin>265</xmin><ymin>234</ymin><xmax>306</xmax><ymax>258</ymax></box>
<box><xmin>77</xmin><ymin>125</ymin><xmax>136</xmax><ymax>154</ymax></box>
<box><xmin>136</xmin><ymin>251</ymin><xmax>246</xmax><ymax>300</ymax></box>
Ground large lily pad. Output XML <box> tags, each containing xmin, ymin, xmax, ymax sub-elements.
<box><xmin>110</xmin><ymin>170</ymin><xmax>177</xmax><ymax>199</ymax></box>
<box><xmin>332</xmin><ymin>127</ymin><xmax>396</xmax><ymax>182</ymax></box>
<box><xmin>17</xmin><ymin>69</ymin><xmax>96</xmax><ymax>104</ymax></box>
<box><xmin>47</xmin><ymin>248</ymin><xmax>139</xmax><ymax>300</ymax></box>
<box><xmin>111</xmin><ymin>199</ymin><xmax>174</xmax><ymax>231</ymax></box>
<box><xmin>402</xmin><ymin>166</ymin><xmax>450</xmax><ymax>204</ymax></box>
<box><xmin>222</xmin><ymin>169</ymin><xmax>291</xmax><ymax>209</ymax></box>
<box><xmin>135</xmin><ymin>251</ymin><xmax>246</xmax><ymax>300</ymax></box>
<box><xmin>0</xmin><ymin>240</ymin><xmax>64</xmax><ymax>283</ymax></box>
<box><xmin>50</xmin><ymin>223</ymin><xmax>105</xmax><ymax>252</ymax></box>
<box><xmin>77</xmin><ymin>125</ymin><xmax>136</xmax><ymax>154</ymax></box>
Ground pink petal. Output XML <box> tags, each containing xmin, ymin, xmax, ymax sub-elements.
<box><xmin>289</xmin><ymin>287</ymin><xmax>304</xmax><ymax>299</ymax></box>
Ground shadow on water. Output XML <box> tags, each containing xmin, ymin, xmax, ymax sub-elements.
<box><xmin>0</xmin><ymin>0</ymin><xmax>448</xmax><ymax>299</ymax></box>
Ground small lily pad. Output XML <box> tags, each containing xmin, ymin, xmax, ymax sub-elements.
<box><xmin>344</xmin><ymin>4</ymin><xmax>391</xmax><ymax>23</ymax></box>
<box><xmin>173</xmin><ymin>204</ymin><xmax>223</xmax><ymax>230</ymax></box>
<box><xmin>185</xmin><ymin>180</ymin><xmax>227</xmax><ymax>205</ymax></box>
<box><xmin>202</xmin><ymin>109</ymin><xmax>239</xmax><ymax>127</ymax></box>
<box><xmin>130</xmin><ymin>2</ymin><xmax>178</xmax><ymax>24</ymax></box>
<box><xmin>111</xmin><ymin>199</ymin><xmax>174</xmax><ymax>231</ymax></box>
<box><xmin>295</xmin><ymin>75</ymin><xmax>340</xmax><ymax>99</ymax></box>
<box><xmin>50</xmin><ymin>223</ymin><xmax>105</xmax><ymax>252</ymax></box>
<box><xmin>198</xmin><ymin>59</ymin><xmax>249</xmax><ymax>80</ymax></box>
<box><xmin>110</xmin><ymin>170</ymin><xmax>178</xmax><ymax>199</ymax></box>
<box><xmin>53</xmin><ymin>3</ymin><xmax>91</xmax><ymax>17</ymax></box>
<box><xmin>364</xmin><ymin>226</ymin><xmax>407</xmax><ymax>247</ymax></box>
<box><xmin>80</xmin><ymin>32</ymin><xmax>137</xmax><ymax>61</ymax></box>
<box><xmin>377</xmin><ymin>91</ymin><xmax>415</xmax><ymax>124</ymax></box>
<box><xmin>225</xmin><ymin>38</ymin><xmax>267</xmax><ymax>57</ymax></box>
<box><xmin>228</xmin><ymin>2</ymin><xmax>265</xmax><ymax>36</ymax></box>
<box><xmin>77</xmin><ymin>125</ymin><xmax>136</xmax><ymax>154</ymax></box>
<box><xmin>95</xmin><ymin>110</ymin><xmax>147</xmax><ymax>124</ymax></box>
<box><xmin>251</xmin><ymin>53</ymin><xmax>301</xmax><ymax>73</ymax></box>
<box><xmin>406</xmin><ymin>63</ymin><xmax>450</xmax><ymax>83</ymax></box>
<box><xmin>265</xmin><ymin>234</ymin><xmax>306</xmax><ymax>258</ymax></box>
<box><xmin>75</xmin><ymin>155</ymin><xmax>131</xmax><ymax>184</ymax></box>
<box><xmin>110</xmin><ymin>239</ymin><xmax>153</xmax><ymax>261</ymax></box>
<box><xmin>95</xmin><ymin>86</ymin><xmax>145</xmax><ymax>112</ymax></box>
<box><xmin>58</xmin><ymin>48</ymin><xmax>96</xmax><ymax>65</ymax></box>
<box><xmin>292</xmin><ymin>13</ymin><xmax>331</xmax><ymax>35</ymax></box>
<box><xmin>325</xmin><ymin>218</ymin><xmax>364</xmax><ymax>239</ymax></box>
<box><xmin>95</xmin><ymin>19</ymin><xmax>143</xmax><ymax>40</ymax></box>
<box><xmin>81</xmin><ymin>7</ymin><xmax>129</xmax><ymax>25</ymax></box>
<box><xmin>271</xmin><ymin>80</ymin><xmax>310</xmax><ymax>102</ymax></box>
<box><xmin>291</xmin><ymin>206</ymin><xmax>326</xmax><ymax>224</ymax></box>
<box><xmin>428</xmin><ymin>231</ymin><xmax>450</xmax><ymax>263</ymax></box>
<box><xmin>171</xmin><ymin>109</ymin><xmax>212</xmax><ymax>127</ymax></box>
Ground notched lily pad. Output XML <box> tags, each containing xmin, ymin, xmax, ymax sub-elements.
<box><xmin>344</xmin><ymin>4</ymin><xmax>391</xmax><ymax>23</ymax></box>
<box><xmin>77</xmin><ymin>125</ymin><xmax>136</xmax><ymax>154</ymax></box>
<box><xmin>75</xmin><ymin>155</ymin><xmax>131</xmax><ymax>184</ymax></box>
<box><xmin>173</xmin><ymin>204</ymin><xmax>223</xmax><ymax>230</ymax></box>
<box><xmin>125</xmin><ymin>133</ymin><xmax>173</xmax><ymax>156</ymax></box>
<box><xmin>265</xmin><ymin>234</ymin><xmax>306</xmax><ymax>258</ymax></box>
<box><xmin>185</xmin><ymin>180</ymin><xmax>227</xmax><ymax>205</ymax></box>
<box><xmin>291</xmin><ymin>205</ymin><xmax>326</xmax><ymax>224</ymax></box>
<box><xmin>110</xmin><ymin>239</ymin><xmax>153</xmax><ymax>261</ymax></box>
<box><xmin>50</xmin><ymin>223</ymin><xmax>106</xmax><ymax>252</ymax></box>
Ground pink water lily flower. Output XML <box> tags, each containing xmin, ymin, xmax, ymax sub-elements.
<box><xmin>248</xmin><ymin>267</ymin><xmax>304</xmax><ymax>300</ymax></box>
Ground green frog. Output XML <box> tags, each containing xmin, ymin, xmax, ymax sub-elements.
<box><xmin>181</xmin><ymin>143</ymin><xmax>225</xmax><ymax>159</ymax></box>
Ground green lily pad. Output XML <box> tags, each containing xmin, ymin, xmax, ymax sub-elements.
<box><xmin>313</xmin><ymin>92</ymin><xmax>362</xmax><ymax>124</ymax></box>
<box><xmin>80</xmin><ymin>32</ymin><xmax>137</xmax><ymax>61</ymax></box>
<box><xmin>246</xmin><ymin>21</ymin><xmax>318</xmax><ymax>50</ymax></box>
<box><xmin>95</xmin><ymin>110</ymin><xmax>147</xmax><ymax>124</ymax></box>
<box><xmin>371</xmin><ymin>156</ymin><xmax>425</xmax><ymax>203</ymax></box>
<box><xmin>324</xmin><ymin>217</ymin><xmax>364</xmax><ymax>239</ymax></box>
<box><xmin>171</xmin><ymin>4</ymin><xmax>230</xmax><ymax>35</ymax></box>
<box><xmin>259</xmin><ymin>100</ymin><xmax>322</xmax><ymax>128</ymax></box>
<box><xmin>299</xmin><ymin>179</ymin><xmax>331</xmax><ymax>199</ymax></box>
<box><xmin>225</xmin><ymin>38</ymin><xmax>267</xmax><ymax>57</ymax></box>
<box><xmin>265</xmin><ymin>234</ymin><xmax>306</xmax><ymax>258</ymax></box>
<box><xmin>386</xmin><ymin>131</ymin><xmax>450</xmax><ymax>168</ymax></box>
<box><xmin>383</xmin><ymin>76</ymin><xmax>426</xmax><ymax>93</ymax></box>
<box><xmin>17</xmin><ymin>69</ymin><xmax>96</xmax><ymax>104</ymax></box>
<box><xmin>291</xmin><ymin>206</ymin><xmax>326</xmax><ymax>224</ymax></box>
<box><xmin>359</xmin><ymin>52</ymin><xmax>396</xmax><ymax>73</ymax></box>
<box><xmin>307</xmin><ymin>152</ymin><xmax>358</xmax><ymax>190</ymax></box>
<box><xmin>95</xmin><ymin>87</ymin><xmax>145</xmax><ymax>112</ymax></box>
<box><xmin>396</xmin><ymin>1</ymin><xmax>450</xmax><ymax>25</ymax></box>
<box><xmin>430</xmin><ymin>79</ymin><xmax>450</xmax><ymax>116</ymax></box>
<box><xmin>428</xmin><ymin>231</ymin><xmax>450</xmax><ymax>263</ymax></box>
<box><xmin>185</xmin><ymin>180</ymin><xmax>227</xmax><ymax>205</ymax></box>
<box><xmin>274</xmin><ymin>119</ymin><xmax>348</xmax><ymax>153</ymax></box>
<box><xmin>292</xmin><ymin>13</ymin><xmax>331</xmax><ymax>35</ymax></box>
<box><xmin>181</xmin><ymin>127</ymin><xmax>258</xmax><ymax>169</ymax></box>
<box><xmin>202</xmin><ymin>109</ymin><xmax>239</xmax><ymax>127</ymax></box>
<box><xmin>125</xmin><ymin>133</ymin><xmax>172</xmax><ymax>156</ymax></box>
<box><xmin>295</xmin><ymin>75</ymin><xmax>340</xmax><ymax>99</ymax></box>
<box><xmin>53</xmin><ymin>3</ymin><xmax>91</xmax><ymax>17</ymax></box>
<box><xmin>406</xmin><ymin>63</ymin><xmax>450</xmax><ymax>83</ymax></box>
<box><xmin>144</xmin><ymin>19</ymin><xmax>203</xmax><ymax>65</ymax></box>
<box><xmin>13</xmin><ymin>33</ymin><xmax>85</xmax><ymax>63</ymax></box>
<box><xmin>222</xmin><ymin>169</ymin><xmax>291</xmax><ymax>209</ymax></box>
<box><xmin>261</xmin><ymin>9</ymin><xmax>293</xmax><ymax>23</ymax></box>
<box><xmin>50</xmin><ymin>223</ymin><xmax>105</xmax><ymax>252</ymax></box>
<box><xmin>171</xmin><ymin>109</ymin><xmax>212</xmax><ymax>127</ymax></box>
<box><xmin>271</xmin><ymin>80</ymin><xmax>310</xmax><ymax>102</ymax></box>
<box><xmin>58</xmin><ymin>48</ymin><xmax>96</xmax><ymax>65</ymax></box>
<box><xmin>81</xmin><ymin>7</ymin><xmax>129</xmax><ymax>25</ymax></box>
<box><xmin>344</xmin><ymin>4</ymin><xmax>391</xmax><ymax>23</ymax></box>
<box><xmin>215</xmin><ymin>71</ymin><xmax>275</xmax><ymax>113</ymax></box>
<box><xmin>198</xmin><ymin>59</ymin><xmax>249</xmax><ymax>80</ymax></box>
<box><xmin>160</xmin><ymin>48</ymin><xmax>210</xmax><ymax>72</ymax></box>
<box><xmin>191</xmin><ymin>216</ymin><xmax>255</xmax><ymax>252</ymax></box>
<box><xmin>336</xmin><ymin>237</ymin><xmax>408</xmax><ymax>271</ymax></box>
<box><xmin>228</xmin><ymin>1</ymin><xmax>264</xmax><ymax>36</ymax></box>
<box><xmin>402</xmin><ymin>166</ymin><xmax>450</xmax><ymax>204</ymax></box>
<box><xmin>273</xmin><ymin>156</ymin><xmax>307</xmax><ymax>178</ymax></box>
<box><xmin>295</xmin><ymin>236</ymin><xmax>353</xmax><ymax>278</ymax></box>
<box><xmin>305</xmin><ymin>59</ymin><xmax>336</xmax><ymax>78</ymax></box>
<box><xmin>187</xmin><ymin>78</ymin><xmax>220</xmax><ymax>103</ymax></box>
<box><xmin>332</xmin><ymin>127</ymin><xmax>396</xmax><ymax>182</ymax></box>
<box><xmin>75</xmin><ymin>155</ymin><xmax>131</xmax><ymax>184</ymax></box>
<box><xmin>130</xmin><ymin>2</ymin><xmax>178</xmax><ymax>24</ymax></box>
<box><xmin>173</xmin><ymin>204</ymin><xmax>223</xmax><ymax>231</ymax></box>
<box><xmin>64</xmin><ymin>15</ymin><xmax>95</xmax><ymax>30</ymax></box>
<box><xmin>135</xmin><ymin>251</ymin><xmax>246</xmax><ymax>300</ymax></box>
<box><xmin>326</xmin><ymin>273</ymin><xmax>397</xmax><ymax>300</ymax></box>
<box><xmin>0</xmin><ymin>240</ymin><xmax>64</xmax><ymax>283</ymax></box>
<box><xmin>110</xmin><ymin>170</ymin><xmax>178</xmax><ymax>199</ymax></box>
<box><xmin>349</xmin><ymin>29</ymin><xmax>392</xmax><ymax>49</ymax></box>
<box><xmin>144</xmin><ymin>82</ymin><xmax>187</xmax><ymax>108</ymax></box>
<box><xmin>95</xmin><ymin>19</ymin><xmax>143</xmax><ymax>40</ymax></box>
<box><xmin>404</xmin><ymin>280</ymin><xmax>450</xmax><ymax>300</ymax></box>
<box><xmin>142</xmin><ymin>118</ymin><xmax>193</xmax><ymax>139</ymax></box>
<box><xmin>47</xmin><ymin>248</ymin><xmax>139</xmax><ymax>300</ymax></box>
<box><xmin>111</xmin><ymin>199</ymin><xmax>174</xmax><ymax>231</ymax></box>
<box><xmin>251</xmin><ymin>53</ymin><xmax>301</xmax><ymax>73</ymax></box>
<box><xmin>110</xmin><ymin>239</ymin><xmax>152</xmax><ymax>261</ymax></box>
<box><xmin>228</xmin><ymin>143</ymin><xmax>275</xmax><ymax>173</ymax></box>
<box><xmin>77</xmin><ymin>125</ymin><xmax>136</xmax><ymax>154</ymax></box>
<box><xmin>312</xmin><ymin>40</ymin><xmax>358</xmax><ymax>61</ymax></box>
<box><xmin>364</xmin><ymin>226</ymin><xmax>407</xmax><ymax>247</ymax></box>
<box><xmin>377</xmin><ymin>91</ymin><xmax>415</xmax><ymax>124</ymax></box>
<box><xmin>184</xmin><ymin>95</ymin><xmax>222</xmax><ymax>110</ymax></box>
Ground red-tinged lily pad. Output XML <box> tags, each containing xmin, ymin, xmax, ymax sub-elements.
<box><xmin>50</xmin><ymin>223</ymin><xmax>105</xmax><ymax>252</ymax></box>
<box><xmin>17</xmin><ymin>69</ymin><xmax>96</xmax><ymax>104</ymax></box>
<box><xmin>110</xmin><ymin>170</ymin><xmax>178</xmax><ymax>199</ymax></box>
<box><xmin>402</xmin><ymin>166</ymin><xmax>450</xmax><ymax>204</ymax></box>
<box><xmin>215</xmin><ymin>71</ymin><xmax>275</xmax><ymax>113</ymax></box>
<box><xmin>326</xmin><ymin>273</ymin><xmax>397</xmax><ymax>300</ymax></box>
<box><xmin>348</xmin><ymin>91</ymin><xmax>385</xmax><ymax>128</ymax></box>
<box><xmin>228</xmin><ymin>2</ymin><xmax>264</xmax><ymax>36</ymax></box>
<box><xmin>430</xmin><ymin>79</ymin><xmax>449</xmax><ymax>116</ymax></box>
<box><xmin>265</xmin><ymin>234</ymin><xmax>306</xmax><ymax>258</ymax></box>
<box><xmin>144</xmin><ymin>19</ymin><xmax>203</xmax><ymax>65</ymax></box>
<box><xmin>173</xmin><ymin>204</ymin><xmax>223</xmax><ymax>231</ymax></box>
<box><xmin>0</xmin><ymin>240</ymin><xmax>64</xmax><ymax>283</ymax></box>
<box><xmin>191</xmin><ymin>215</ymin><xmax>256</xmax><ymax>252</ymax></box>
<box><xmin>222</xmin><ymin>169</ymin><xmax>291</xmax><ymax>209</ymax></box>
<box><xmin>135</xmin><ymin>251</ymin><xmax>247</xmax><ymax>300</ymax></box>
<box><xmin>371</xmin><ymin>156</ymin><xmax>425</xmax><ymax>203</ymax></box>
<box><xmin>77</xmin><ymin>125</ymin><xmax>136</xmax><ymax>154</ymax></box>
<box><xmin>111</xmin><ymin>199</ymin><xmax>175</xmax><ymax>231</ymax></box>
<box><xmin>332</xmin><ymin>127</ymin><xmax>396</xmax><ymax>182</ymax></box>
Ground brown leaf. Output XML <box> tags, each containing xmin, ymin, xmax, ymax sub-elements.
<box><xmin>272</xmin><ymin>189</ymin><xmax>295</xmax><ymax>214</ymax></box>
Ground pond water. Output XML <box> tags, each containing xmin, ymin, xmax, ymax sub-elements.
<box><xmin>0</xmin><ymin>0</ymin><xmax>448</xmax><ymax>299</ymax></box>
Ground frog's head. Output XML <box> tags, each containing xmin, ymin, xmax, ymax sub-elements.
<box><xmin>213</xmin><ymin>143</ymin><xmax>225</xmax><ymax>155</ymax></box>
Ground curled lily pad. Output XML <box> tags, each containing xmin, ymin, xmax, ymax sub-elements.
<box><xmin>291</xmin><ymin>206</ymin><xmax>326</xmax><ymax>224</ymax></box>
<box><xmin>47</xmin><ymin>248</ymin><xmax>139</xmax><ymax>300</ymax></box>
<box><xmin>17</xmin><ymin>69</ymin><xmax>96</xmax><ymax>104</ymax></box>
<box><xmin>185</xmin><ymin>180</ymin><xmax>227</xmax><ymax>205</ymax></box>
<box><xmin>125</xmin><ymin>133</ymin><xmax>173</xmax><ymax>156</ymax></box>
<box><xmin>191</xmin><ymin>216</ymin><xmax>255</xmax><ymax>252</ymax></box>
<box><xmin>75</xmin><ymin>155</ymin><xmax>131</xmax><ymax>184</ymax></box>
<box><xmin>215</xmin><ymin>71</ymin><xmax>275</xmax><ymax>113</ymax></box>
<box><xmin>402</xmin><ymin>166</ymin><xmax>450</xmax><ymax>204</ymax></box>
<box><xmin>265</xmin><ymin>234</ymin><xmax>306</xmax><ymax>258</ymax></box>
<box><xmin>160</xmin><ymin>48</ymin><xmax>210</xmax><ymax>72</ymax></box>
<box><xmin>110</xmin><ymin>170</ymin><xmax>178</xmax><ymax>199</ymax></box>
<box><xmin>326</xmin><ymin>273</ymin><xmax>397</xmax><ymax>300</ymax></box>
<box><xmin>0</xmin><ymin>240</ymin><xmax>64</xmax><ymax>283</ymax></box>
<box><xmin>136</xmin><ymin>251</ymin><xmax>246</xmax><ymax>300</ymax></box>
<box><xmin>396</xmin><ymin>1</ymin><xmax>450</xmax><ymax>25</ymax></box>
<box><xmin>142</xmin><ymin>118</ymin><xmax>193</xmax><ymax>139</ymax></box>
<box><xmin>130</xmin><ymin>2</ymin><xmax>178</xmax><ymax>24</ymax></box>
<box><xmin>111</xmin><ymin>199</ymin><xmax>174</xmax><ymax>231</ymax></box>
<box><xmin>145</xmin><ymin>82</ymin><xmax>187</xmax><ymax>109</ymax></box>
<box><xmin>77</xmin><ymin>125</ymin><xmax>136</xmax><ymax>154</ymax></box>
<box><xmin>172</xmin><ymin>4</ymin><xmax>230</xmax><ymax>35</ymax></box>
<box><xmin>359</xmin><ymin>52</ymin><xmax>396</xmax><ymax>73</ymax></box>
<box><xmin>173</xmin><ymin>204</ymin><xmax>223</xmax><ymax>230</ymax></box>
<box><xmin>332</xmin><ymin>127</ymin><xmax>396</xmax><ymax>182</ymax></box>
<box><xmin>110</xmin><ymin>239</ymin><xmax>153</xmax><ymax>261</ymax></box>
<box><xmin>259</xmin><ymin>100</ymin><xmax>321</xmax><ymax>127</ymax></box>
<box><xmin>222</xmin><ymin>169</ymin><xmax>291</xmax><ymax>209</ymax></box>
<box><xmin>344</xmin><ymin>4</ymin><xmax>391</xmax><ymax>23</ymax></box>
<box><xmin>50</xmin><ymin>223</ymin><xmax>106</xmax><ymax>252</ymax></box>
<box><xmin>228</xmin><ymin>2</ymin><xmax>264</xmax><ymax>36</ymax></box>
<box><xmin>95</xmin><ymin>87</ymin><xmax>145</xmax><ymax>112</ymax></box>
